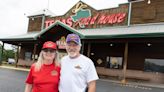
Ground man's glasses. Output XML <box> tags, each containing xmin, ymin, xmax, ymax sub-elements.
<box><xmin>42</xmin><ymin>49</ymin><xmax>56</xmax><ymax>53</ymax></box>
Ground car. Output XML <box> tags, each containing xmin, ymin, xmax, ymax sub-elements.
<box><xmin>8</xmin><ymin>58</ymin><xmax>16</xmax><ymax>64</ymax></box>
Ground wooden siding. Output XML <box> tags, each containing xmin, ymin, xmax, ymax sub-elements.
<box><xmin>131</xmin><ymin>0</ymin><xmax>164</xmax><ymax>24</ymax></box>
<box><xmin>27</xmin><ymin>16</ymin><xmax>42</xmax><ymax>32</ymax></box>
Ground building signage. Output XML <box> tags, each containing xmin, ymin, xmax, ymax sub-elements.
<box><xmin>56</xmin><ymin>36</ymin><xmax>66</xmax><ymax>49</ymax></box>
<box><xmin>45</xmin><ymin>13</ymin><xmax>126</xmax><ymax>28</ymax></box>
<box><xmin>45</xmin><ymin>2</ymin><xmax>127</xmax><ymax>29</ymax></box>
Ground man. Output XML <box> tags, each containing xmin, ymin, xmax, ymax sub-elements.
<box><xmin>59</xmin><ymin>33</ymin><xmax>99</xmax><ymax>92</ymax></box>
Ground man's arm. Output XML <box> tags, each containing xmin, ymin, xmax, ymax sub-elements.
<box><xmin>87</xmin><ymin>80</ymin><xmax>96</xmax><ymax>92</ymax></box>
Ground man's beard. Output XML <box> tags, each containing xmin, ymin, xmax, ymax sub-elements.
<box><xmin>67</xmin><ymin>52</ymin><xmax>78</xmax><ymax>58</ymax></box>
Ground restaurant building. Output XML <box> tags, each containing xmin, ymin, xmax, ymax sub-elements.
<box><xmin>0</xmin><ymin>0</ymin><xmax>164</xmax><ymax>84</ymax></box>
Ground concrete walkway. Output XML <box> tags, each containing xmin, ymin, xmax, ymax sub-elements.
<box><xmin>0</xmin><ymin>65</ymin><xmax>30</xmax><ymax>72</ymax></box>
<box><xmin>100</xmin><ymin>79</ymin><xmax>164</xmax><ymax>89</ymax></box>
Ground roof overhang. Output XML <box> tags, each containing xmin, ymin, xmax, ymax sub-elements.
<box><xmin>0</xmin><ymin>31</ymin><xmax>39</xmax><ymax>41</ymax></box>
<box><xmin>0</xmin><ymin>21</ymin><xmax>81</xmax><ymax>42</ymax></box>
<box><xmin>35</xmin><ymin>20</ymin><xmax>84</xmax><ymax>38</ymax></box>
<box><xmin>1</xmin><ymin>22</ymin><xmax>164</xmax><ymax>43</ymax></box>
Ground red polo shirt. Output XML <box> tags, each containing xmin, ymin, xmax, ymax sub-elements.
<box><xmin>26</xmin><ymin>63</ymin><xmax>60</xmax><ymax>92</ymax></box>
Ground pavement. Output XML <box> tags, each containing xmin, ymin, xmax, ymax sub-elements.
<box><xmin>0</xmin><ymin>65</ymin><xmax>164</xmax><ymax>89</ymax></box>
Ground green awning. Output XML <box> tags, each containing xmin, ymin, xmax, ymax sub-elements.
<box><xmin>77</xmin><ymin>23</ymin><xmax>164</xmax><ymax>39</ymax></box>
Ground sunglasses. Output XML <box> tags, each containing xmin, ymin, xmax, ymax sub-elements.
<box><xmin>42</xmin><ymin>49</ymin><xmax>56</xmax><ymax>53</ymax></box>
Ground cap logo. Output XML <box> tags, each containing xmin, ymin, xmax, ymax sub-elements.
<box><xmin>70</xmin><ymin>35</ymin><xmax>77</xmax><ymax>40</ymax></box>
<box><xmin>46</xmin><ymin>43</ymin><xmax>53</xmax><ymax>47</ymax></box>
<box><xmin>42</xmin><ymin>41</ymin><xmax>57</xmax><ymax>49</ymax></box>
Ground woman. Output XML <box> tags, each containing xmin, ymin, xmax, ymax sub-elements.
<box><xmin>24</xmin><ymin>41</ymin><xmax>60</xmax><ymax>92</ymax></box>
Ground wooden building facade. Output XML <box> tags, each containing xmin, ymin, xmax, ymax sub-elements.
<box><xmin>0</xmin><ymin>0</ymin><xmax>164</xmax><ymax>84</ymax></box>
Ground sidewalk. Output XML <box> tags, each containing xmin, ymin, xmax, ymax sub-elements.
<box><xmin>99</xmin><ymin>78</ymin><xmax>164</xmax><ymax>89</ymax></box>
<box><xmin>0</xmin><ymin>65</ymin><xmax>30</xmax><ymax>72</ymax></box>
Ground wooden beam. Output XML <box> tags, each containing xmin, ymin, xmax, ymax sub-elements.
<box><xmin>121</xmin><ymin>42</ymin><xmax>128</xmax><ymax>84</ymax></box>
<box><xmin>0</xmin><ymin>42</ymin><xmax>4</xmax><ymax>65</ymax></box>
<box><xmin>32</xmin><ymin>44</ymin><xmax>38</xmax><ymax>61</ymax></box>
<box><xmin>15</xmin><ymin>45</ymin><xmax>20</xmax><ymax>67</ymax></box>
<box><xmin>81</xmin><ymin>41</ymin><xmax>84</xmax><ymax>54</ymax></box>
<box><xmin>87</xmin><ymin>43</ymin><xmax>91</xmax><ymax>57</ymax></box>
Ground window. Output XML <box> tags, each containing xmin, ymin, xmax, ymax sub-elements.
<box><xmin>106</xmin><ymin>57</ymin><xmax>123</xmax><ymax>69</ymax></box>
<box><xmin>25</xmin><ymin>52</ymin><xmax>32</xmax><ymax>61</ymax></box>
<box><xmin>144</xmin><ymin>58</ymin><xmax>164</xmax><ymax>73</ymax></box>
<box><xmin>110</xmin><ymin>57</ymin><xmax>122</xmax><ymax>69</ymax></box>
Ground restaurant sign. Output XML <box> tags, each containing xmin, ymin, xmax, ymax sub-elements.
<box><xmin>45</xmin><ymin>2</ymin><xmax>127</xmax><ymax>28</ymax></box>
<box><xmin>56</xmin><ymin>36</ymin><xmax>66</xmax><ymax>49</ymax></box>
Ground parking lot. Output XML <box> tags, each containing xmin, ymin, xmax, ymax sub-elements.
<box><xmin>0</xmin><ymin>67</ymin><xmax>163</xmax><ymax>92</ymax></box>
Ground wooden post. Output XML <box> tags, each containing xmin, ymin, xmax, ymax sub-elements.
<box><xmin>41</xmin><ymin>15</ymin><xmax>45</xmax><ymax>30</ymax></box>
<box><xmin>0</xmin><ymin>42</ymin><xmax>4</xmax><ymax>65</ymax></box>
<box><xmin>15</xmin><ymin>45</ymin><xmax>20</xmax><ymax>67</ymax></box>
<box><xmin>33</xmin><ymin>44</ymin><xmax>37</xmax><ymax>61</ymax></box>
<box><xmin>121</xmin><ymin>42</ymin><xmax>128</xmax><ymax>84</ymax></box>
<box><xmin>81</xmin><ymin>41</ymin><xmax>84</xmax><ymax>54</ymax></box>
<box><xmin>87</xmin><ymin>43</ymin><xmax>91</xmax><ymax>57</ymax></box>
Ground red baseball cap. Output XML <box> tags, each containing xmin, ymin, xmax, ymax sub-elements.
<box><xmin>42</xmin><ymin>41</ymin><xmax>57</xmax><ymax>50</ymax></box>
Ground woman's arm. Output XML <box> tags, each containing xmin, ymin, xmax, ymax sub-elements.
<box><xmin>24</xmin><ymin>83</ymin><xmax>32</xmax><ymax>92</ymax></box>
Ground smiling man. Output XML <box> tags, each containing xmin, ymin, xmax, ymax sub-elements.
<box><xmin>59</xmin><ymin>33</ymin><xmax>99</xmax><ymax>92</ymax></box>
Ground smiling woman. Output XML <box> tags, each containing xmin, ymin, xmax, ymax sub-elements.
<box><xmin>24</xmin><ymin>41</ymin><xmax>60</xmax><ymax>92</ymax></box>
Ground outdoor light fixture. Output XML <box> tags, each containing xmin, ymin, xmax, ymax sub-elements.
<box><xmin>32</xmin><ymin>17</ymin><xmax>35</xmax><ymax>20</ymax></box>
<box><xmin>90</xmin><ymin>53</ymin><xmax>94</xmax><ymax>55</ymax></box>
<box><xmin>147</xmin><ymin>43</ymin><xmax>152</xmax><ymax>46</ymax></box>
<box><xmin>147</xmin><ymin>0</ymin><xmax>151</xmax><ymax>4</ymax></box>
<box><xmin>110</xmin><ymin>43</ymin><xmax>113</xmax><ymax>47</ymax></box>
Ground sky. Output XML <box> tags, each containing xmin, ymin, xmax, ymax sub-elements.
<box><xmin>0</xmin><ymin>0</ymin><xmax>128</xmax><ymax>49</ymax></box>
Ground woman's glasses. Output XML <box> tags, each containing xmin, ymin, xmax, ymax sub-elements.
<box><xmin>42</xmin><ymin>49</ymin><xmax>56</xmax><ymax>53</ymax></box>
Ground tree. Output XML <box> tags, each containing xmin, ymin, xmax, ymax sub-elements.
<box><xmin>0</xmin><ymin>44</ymin><xmax>16</xmax><ymax>62</ymax></box>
